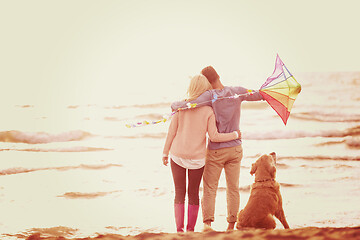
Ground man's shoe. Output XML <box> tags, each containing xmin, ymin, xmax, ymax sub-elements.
<box><xmin>202</xmin><ymin>223</ymin><xmax>214</xmax><ymax>232</ymax></box>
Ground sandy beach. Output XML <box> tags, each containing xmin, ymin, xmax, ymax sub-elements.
<box><xmin>1</xmin><ymin>1</ymin><xmax>360</xmax><ymax>239</ymax></box>
<box><xmin>0</xmin><ymin>72</ymin><xmax>359</xmax><ymax>239</ymax></box>
<box><xmin>18</xmin><ymin>227</ymin><xmax>360</xmax><ymax>240</ymax></box>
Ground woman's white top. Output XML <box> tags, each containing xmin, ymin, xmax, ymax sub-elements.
<box><xmin>169</xmin><ymin>153</ymin><xmax>205</xmax><ymax>170</ymax></box>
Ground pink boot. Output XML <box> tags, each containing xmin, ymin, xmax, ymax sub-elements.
<box><xmin>174</xmin><ymin>203</ymin><xmax>185</xmax><ymax>232</ymax></box>
<box><xmin>186</xmin><ymin>204</ymin><xmax>199</xmax><ymax>232</ymax></box>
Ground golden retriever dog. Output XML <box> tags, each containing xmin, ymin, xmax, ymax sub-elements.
<box><xmin>236</xmin><ymin>152</ymin><xmax>289</xmax><ymax>229</ymax></box>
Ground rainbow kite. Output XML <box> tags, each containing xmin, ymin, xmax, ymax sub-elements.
<box><xmin>126</xmin><ymin>55</ymin><xmax>301</xmax><ymax>128</ymax></box>
<box><xmin>259</xmin><ymin>55</ymin><xmax>301</xmax><ymax>125</ymax></box>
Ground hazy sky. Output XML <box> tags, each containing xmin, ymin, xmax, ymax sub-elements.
<box><xmin>1</xmin><ymin>0</ymin><xmax>359</xmax><ymax>105</ymax></box>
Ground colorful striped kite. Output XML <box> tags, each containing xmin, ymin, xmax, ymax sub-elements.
<box><xmin>125</xmin><ymin>55</ymin><xmax>301</xmax><ymax>128</ymax></box>
<box><xmin>259</xmin><ymin>55</ymin><xmax>301</xmax><ymax>125</ymax></box>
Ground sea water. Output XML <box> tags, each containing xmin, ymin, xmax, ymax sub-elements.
<box><xmin>0</xmin><ymin>72</ymin><xmax>359</xmax><ymax>238</ymax></box>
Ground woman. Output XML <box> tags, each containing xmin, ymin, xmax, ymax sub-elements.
<box><xmin>162</xmin><ymin>74</ymin><xmax>241</xmax><ymax>232</ymax></box>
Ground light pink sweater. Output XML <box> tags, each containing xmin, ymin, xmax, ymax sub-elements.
<box><xmin>163</xmin><ymin>106</ymin><xmax>238</xmax><ymax>159</ymax></box>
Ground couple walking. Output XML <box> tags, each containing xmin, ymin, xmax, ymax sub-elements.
<box><xmin>162</xmin><ymin>66</ymin><xmax>264</xmax><ymax>232</ymax></box>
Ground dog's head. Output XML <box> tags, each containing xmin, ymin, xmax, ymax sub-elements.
<box><xmin>250</xmin><ymin>152</ymin><xmax>277</xmax><ymax>180</ymax></box>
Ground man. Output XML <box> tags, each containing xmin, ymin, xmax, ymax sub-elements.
<box><xmin>171</xmin><ymin>66</ymin><xmax>264</xmax><ymax>231</ymax></box>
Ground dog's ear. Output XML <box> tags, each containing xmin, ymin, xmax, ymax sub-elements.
<box><xmin>270</xmin><ymin>152</ymin><xmax>276</xmax><ymax>161</ymax></box>
<box><xmin>250</xmin><ymin>163</ymin><xmax>257</xmax><ymax>175</ymax></box>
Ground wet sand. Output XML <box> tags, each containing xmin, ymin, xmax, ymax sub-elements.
<box><xmin>22</xmin><ymin>226</ymin><xmax>360</xmax><ymax>240</ymax></box>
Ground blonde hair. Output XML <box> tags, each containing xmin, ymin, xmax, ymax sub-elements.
<box><xmin>186</xmin><ymin>74</ymin><xmax>212</xmax><ymax>101</ymax></box>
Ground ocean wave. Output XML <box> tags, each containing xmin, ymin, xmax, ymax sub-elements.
<box><xmin>121</xmin><ymin>133</ymin><xmax>167</xmax><ymax>139</ymax></box>
<box><xmin>315</xmin><ymin>139</ymin><xmax>346</xmax><ymax>146</ymax></box>
<box><xmin>67</xmin><ymin>105</ymin><xmax>79</xmax><ymax>109</ymax></box>
<box><xmin>297</xmin><ymin>71</ymin><xmax>360</xmax><ymax>85</ymax></box>
<box><xmin>247</xmin><ymin>153</ymin><xmax>360</xmax><ymax>162</ymax></box>
<box><xmin>0</xmin><ymin>146</ymin><xmax>112</xmax><ymax>152</ymax></box>
<box><xmin>58</xmin><ymin>191</ymin><xmax>120</xmax><ymax>199</ymax></box>
<box><xmin>120</xmin><ymin>125</ymin><xmax>360</xmax><ymax>141</ymax></box>
<box><xmin>135</xmin><ymin>113</ymin><xmax>164</xmax><ymax>120</ymax></box>
<box><xmin>16</xmin><ymin>104</ymin><xmax>34</xmax><ymax>108</ymax></box>
<box><xmin>292</xmin><ymin>112</ymin><xmax>360</xmax><ymax>122</ymax></box>
<box><xmin>132</xmin><ymin>102</ymin><xmax>171</xmax><ymax>108</ymax></box>
<box><xmin>280</xmin><ymin>183</ymin><xmax>302</xmax><ymax>188</ymax></box>
<box><xmin>199</xmin><ymin>184</ymin><xmax>299</xmax><ymax>193</ymax></box>
<box><xmin>277</xmin><ymin>155</ymin><xmax>360</xmax><ymax>161</ymax></box>
<box><xmin>104</xmin><ymin>116</ymin><xmax>125</xmax><ymax>121</ymax></box>
<box><xmin>244</xmin><ymin>125</ymin><xmax>360</xmax><ymax>140</ymax></box>
<box><xmin>106</xmin><ymin>102</ymin><xmax>171</xmax><ymax>109</ymax></box>
<box><xmin>316</xmin><ymin>137</ymin><xmax>360</xmax><ymax>149</ymax></box>
<box><xmin>0</xmin><ymin>163</ymin><xmax>123</xmax><ymax>176</ymax></box>
<box><xmin>345</xmin><ymin>137</ymin><xmax>360</xmax><ymax>148</ymax></box>
<box><xmin>0</xmin><ymin>130</ymin><xmax>91</xmax><ymax>144</ymax></box>
<box><xmin>135</xmin><ymin>188</ymin><xmax>167</xmax><ymax>197</ymax></box>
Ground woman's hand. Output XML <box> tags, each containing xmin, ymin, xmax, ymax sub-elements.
<box><xmin>162</xmin><ymin>156</ymin><xmax>169</xmax><ymax>166</ymax></box>
<box><xmin>236</xmin><ymin>130</ymin><xmax>242</xmax><ymax>139</ymax></box>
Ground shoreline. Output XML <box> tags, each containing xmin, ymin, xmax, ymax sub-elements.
<box><xmin>21</xmin><ymin>226</ymin><xmax>360</xmax><ymax>240</ymax></box>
